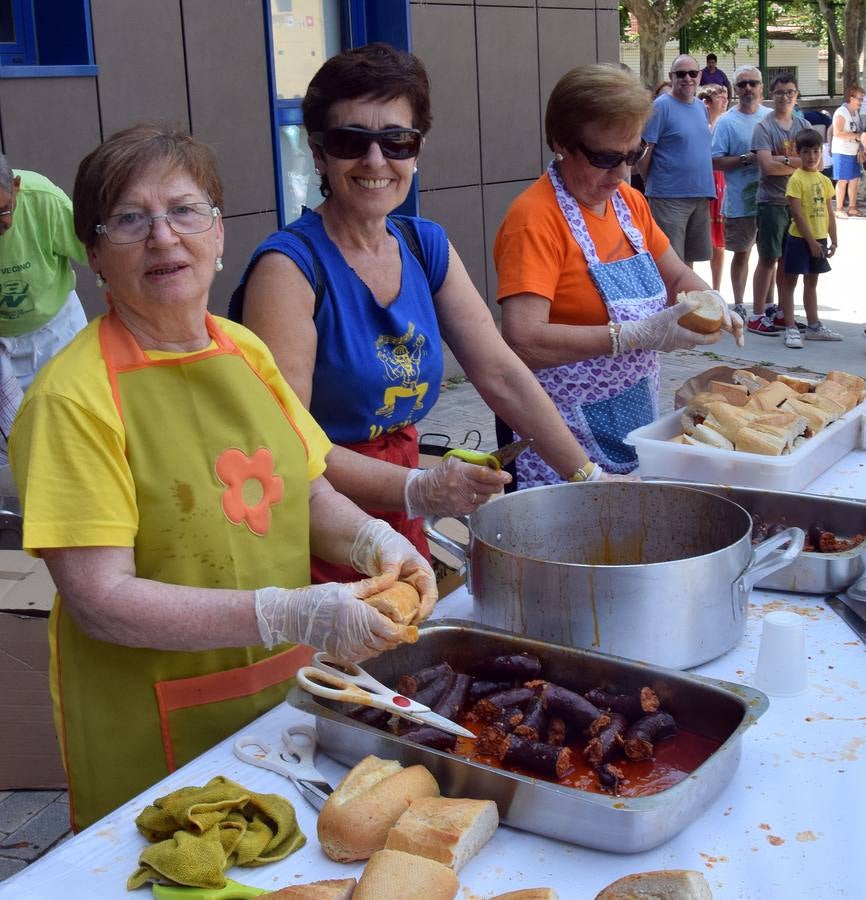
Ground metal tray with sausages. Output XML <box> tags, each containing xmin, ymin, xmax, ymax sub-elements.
<box><xmin>287</xmin><ymin>620</ymin><xmax>767</xmax><ymax>854</ymax></box>
<box><xmin>650</xmin><ymin>481</ymin><xmax>866</xmax><ymax>594</ymax></box>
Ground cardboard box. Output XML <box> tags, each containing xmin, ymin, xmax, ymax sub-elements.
<box><xmin>0</xmin><ymin>549</ymin><xmax>67</xmax><ymax>789</ymax></box>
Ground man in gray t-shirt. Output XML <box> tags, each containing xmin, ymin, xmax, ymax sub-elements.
<box><xmin>749</xmin><ymin>74</ymin><xmax>808</xmax><ymax>335</ymax></box>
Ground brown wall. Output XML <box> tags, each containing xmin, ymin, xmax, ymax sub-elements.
<box><xmin>0</xmin><ymin>0</ymin><xmax>616</xmax><ymax>353</ymax></box>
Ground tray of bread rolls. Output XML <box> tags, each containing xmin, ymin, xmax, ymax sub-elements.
<box><xmin>288</xmin><ymin>620</ymin><xmax>767</xmax><ymax>854</ymax></box>
<box><xmin>625</xmin><ymin>368</ymin><xmax>866</xmax><ymax>491</ymax></box>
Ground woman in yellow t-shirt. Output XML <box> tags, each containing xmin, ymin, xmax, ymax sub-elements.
<box><xmin>9</xmin><ymin>123</ymin><xmax>435</xmax><ymax>832</ymax></box>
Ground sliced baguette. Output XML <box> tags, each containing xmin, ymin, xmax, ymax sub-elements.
<box><xmin>825</xmin><ymin>370</ymin><xmax>865</xmax><ymax>394</ymax></box>
<box><xmin>781</xmin><ymin>397</ymin><xmax>838</xmax><ymax>434</ymax></box>
<box><xmin>732</xmin><ymin>369</ymin><xmax>771</xmax><ymax>393</ymax></box>
<box><xmin>691</xmin><ymin>422</ymin><xmax>734</xmax><ymax>450</ymax></box>
<box><xmin>677</xmin><ymin>290</ymin><xmax>724</xmax><ymax>334</ymax></box>
<box><xmin>317</xmin><ymin>756</ymin><xmax>440</xmax><ymax>861</ymax></box>
<box><xmin>594</xmin><ymin>869</ymin><xmax>712</xmax><ymax>899</ymax></box>
<box><xmin>385</xmin><ymin>796</ymin><xmax>499</xmax><ymax>871</ymax></box>
<box><xmin>745</xmin><ymin>380</ymin><xmax>797</xmax><ymax>412</ymax></box>
<box><xmin>365</xmin><ymin>581</ymin><xmax>422</xmax><ymax>625</ymax></box>
<box><xmin>259</xmin><ymin>878</ymin><xmax>357</xmax><ymax>899</ymax></box>
<box><xmin>708</xmin><ymin>379</ymin><xmax>750</xmax><ymax>406</ymax></box>
<box><xmin>353</xmin><ymin>849</ymin><xmax>459</xmax><ymax>900</ymax></box>
<box><xmin>776</xmin><ymin>373</ymin><xmax>817</xmax><ymax>394</ymax></box>
<box><xmin>734</xmin><ymin>426</ymin><xmax>786</xmax><ymax>456</ymax></box>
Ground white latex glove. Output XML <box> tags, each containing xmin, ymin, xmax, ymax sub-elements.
<box><xmin>619</xmin><ymin>300</ymin><xmax>722</xmax><ymax>353</ymax></box>
<box><xmin>255</xmin><ymin>582</ymin><xmax>408</xmax><ymax>661</ymax></box>
<box><xmin>404</xmin><ymin>456</ymin><xmax>509</xmax><ymax>519</ymax></box>
<box><xmin>350</xmin><ymin>518</ymin><xmax>438</xmax><ymax>621</ymax></box>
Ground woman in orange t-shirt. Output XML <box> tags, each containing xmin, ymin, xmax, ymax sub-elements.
<box><xmin>494</xmin><ymin>65</ymin><xmax>743</xmax><ymax>483</ymax></box>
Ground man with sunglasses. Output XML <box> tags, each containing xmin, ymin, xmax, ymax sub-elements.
<box><xmin>711</xmin><ymin>66</ymin><xmax>770</xmax><ymax>321</ymax></box>
<box><xmin>0</xmin><ymin>155</ymin><xmax>88</xmax><ymax>459</ymax></box>
<box><xmin>638</xmin><ymin>55</ymin><xmax>716</xmax><ymax>268</ymax></box>
<box><xmin>749</xmin><ymin>73</ymin><xmax>808</xmax><ymax>336</ymax></box>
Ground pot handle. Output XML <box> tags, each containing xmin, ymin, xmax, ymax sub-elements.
<box><xmin>732</xmin><ymin>526</ymin><xmax>805</xmax><ymax>618</ymax></box>
<box><xmin>422</xmin><ymin>516</ymin><xmax>470</xmax><ymax>583</ymax></box>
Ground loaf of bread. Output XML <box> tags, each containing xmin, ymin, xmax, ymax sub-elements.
<box><xmin>353</xmin><ymin>848</ymin><xmax>459</xmax><ymax>900</ymax></box>
<box><xmin>258</xmin><ymin>878</ymin><xmax>356</xmax><ymax>899</ymax></box>
<box><xmin>486</xmin><ymin>890</ymin><xmax>560</xmax><ymax>900</ymax></box>
<box><xmin>385</xmin><ymin>796</ymin><xmax>498</xmax><ymax>870</ymax></box>
<box><xmin>677</xmin><ymin>290</ymin><xmax>724</xmax><ymax>334</ymax></box>
<box><xmin>317</xmin><ymin>755</ymin><xmax>440</xmax><ymax>861</ymax></box>
<box><xmin>365</xmin><ymin>581</ymin><xmax>422</xmax><ymax>625</ymax></box>
<box><xmin>594</xmin><ymin>869</ymin><xmax>712</xmax><ymax>899</ymax></box>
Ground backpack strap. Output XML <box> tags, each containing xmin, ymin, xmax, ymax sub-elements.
<box><xmin>227</xmin><ymin>227</ymin><xmax>326</xmax><ymax>323</ymax></box>
<box><xmin>389</xmin><ymin>216</ymin><xmax>426</xmax><ymax>272</ymax></box>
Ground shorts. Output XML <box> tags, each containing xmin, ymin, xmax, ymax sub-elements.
<box><xmin>783</xmin><ymin>235</ymin><xmax>831</xmax><ymax>276</ymax></box>
<box><xmin>723</xmin><ymin>216</ymin><xmax>757</xmax><ymax>253</ymax></box>
<box><xmin>832</xmin><ymin>152</ymin><xmax>862</xmax><ymax>182</ymax></box>
<box><xmin>647</xmin><ymin>196</ymin><xmax>712</xmax><ymax>263</ymax></box>
<box><xmin>755</xmin><ymin>203</ymin><xmax>791</xmax><ymax>260</ymax></box>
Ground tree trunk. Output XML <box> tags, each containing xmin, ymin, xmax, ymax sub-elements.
<box><xmin>843</xmin><ymin>0</ymin><xmax>866</xmax><ymax>90</ymax></box>
<box><xmin>639</xmin><ymin>28</ymin><xmax>669</xmax><ymax>91</ymax></box>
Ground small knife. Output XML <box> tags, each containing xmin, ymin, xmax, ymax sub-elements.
<box><xmin>826</xmin><ymin>595</ymin><xmax>866</xmax><ymax>644</ymax></box>
<box><xmin>444</xmin><ymin>437</ymin><xmax>533</xmax><ymax>471</ymax></box>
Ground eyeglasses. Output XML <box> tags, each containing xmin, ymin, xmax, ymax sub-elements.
<box><xmin>736</xmin><ymin>80</ymin><xmax>761</xmax><ymax>89</ymax></box>
<box><xmin>672</xmin><ymin>70</ymin><xmax>700</xmax><ymax>79</ymax></box>
<box><xmin>574</xmin><ymin>139</ymin><xmax>648</xmax><ymax>170</ymax></box>
<box><xmin>773</xmin><ymin>89</ymin><xmax>798</xmax><ymax>98</ymax></box>
<box><xmin>311</xmin><ymin>126</ymin><xmax>423</xmax><ymax>160</ymax></box>
<box><xmin>96</xmin><ymin>203</ymin><xmax>220</xmax><ymax>244</ymax></box>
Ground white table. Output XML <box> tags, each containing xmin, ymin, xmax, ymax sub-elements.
<box><xmin>3</xmin><ymin>454</ymin><xmax>866</xmax><ymax>899</ymax></box>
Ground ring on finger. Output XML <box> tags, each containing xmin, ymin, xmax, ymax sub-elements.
<box><xmin>471</xmin><ymin>491</ymin><xmax>478</xmax><ymax>504</ymax></box>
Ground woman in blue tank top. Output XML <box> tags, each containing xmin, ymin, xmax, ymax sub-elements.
<box><xmin>234</xmin><ymin>44</ymin><xmax>597</xmax><ymax>581</ymax></box>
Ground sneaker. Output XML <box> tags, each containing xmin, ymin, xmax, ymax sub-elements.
<box><xmin>772</xmin><ymin>313</ymin><xmax>807</xmax><ymax>331</ymax></box>
<box><xmin>784</xmin><ymin>326</ymin><xmax>803</xmax><ymax>349</ymax></box>
<box><xmin>732</xmin><ymin>303</ymin><xmax>748</xmax><ymax>322</ymax></box>
<box><xmin>747</xmin><ymin>315</ymin><xmax>780</xmax><ymax>336</ymax></box>
<box><xmin>804</xmin><ymin>323</ymin><xmax>843</xmax><ymax>341</ymax></box>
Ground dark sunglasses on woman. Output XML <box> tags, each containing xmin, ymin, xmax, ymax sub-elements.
<box><xmin>573</xmin><ymin>139</ymin><xmax>648</xmax><ymax>170</ymax></box>
<box><xmin>312</xmin><ymin>126</ymin><xmax>423</xmax><ymax>160</ymax></box>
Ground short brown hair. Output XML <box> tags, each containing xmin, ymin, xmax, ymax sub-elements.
<box><xmin>545</xmin><ymin>65</ymin><xmax>652</xmax><ymax>154</ymax></box>
<box><xmin>795</xmin><ymin>128</ymin><xmax>823</xmax><ymax>151</ymax></box>
<box><xmin>73</xmin><ymin>123</ymin><xmax>224</xmax><ymax>248</ymax></box>
<box><xmin>303</xmin><ymin>42</ymin><xmax>432</xmax><ymax>135</ymax></box>
<box><xmin>698</xmin><ymin>83</ymin><xmax>726</xmax><ymax>102</ymax></box>
<box><xmin>845</xmin><ymin>84</ymin><xmax>865</xmax><ymax>101</ymax></box>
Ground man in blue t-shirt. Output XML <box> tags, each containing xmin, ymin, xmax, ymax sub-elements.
<box><xmin>711</xmin><ymin>65</ymin><xmax>770</xmax><ymax>317</ymax></box>
<box><xmin>638</xmin><ymin>55</ymin><xmax>717</xmax><ymax>266</ymax></box>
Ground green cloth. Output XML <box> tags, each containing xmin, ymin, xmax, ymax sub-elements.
<box><xmin>0</xmin><ymin>170</ymin><xmax>86</xmax><ymax>336</ymax></box>
<box><xmin>127</xmin><ymin>776</ymin><xmax>305</xmax><ymax>891</ymax></box>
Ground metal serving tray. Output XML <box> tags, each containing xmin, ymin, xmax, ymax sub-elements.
<box><xmin>288</xmin><ymin>620</ymin><xmax>768</xmax><ymax>854</ymax></box>
<box><xmin>652</xmin><ymin>482</ymin><xmax>866</xmax><ymax>594</ymax></box>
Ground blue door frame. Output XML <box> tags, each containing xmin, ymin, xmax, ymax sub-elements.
<box><xmin>265</xmin><ymin>0</ymin><xmax>416</xmax><ymax>226</ymax></box>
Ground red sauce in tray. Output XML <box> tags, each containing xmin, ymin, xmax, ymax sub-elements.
<box><xmin>453</xmin><ymin>719</ymin><xmax>721</xmax><ymax>797</ymax></box>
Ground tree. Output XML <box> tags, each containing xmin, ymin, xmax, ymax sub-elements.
<box><xmin>818</xmin><ymin>0</ymin><xmax>866</xmax><ymax>89</ymax></box>
<box><xmin>621</xmin><ymin>0</ymin><xmax>707</xmax><ymax>89</ymax></box>
<box><xmin>687</xmin><ymin>0</ymin><xmax>758</xmax><ymax>57</ymax></box>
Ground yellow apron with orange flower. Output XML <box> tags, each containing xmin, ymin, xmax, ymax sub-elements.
<box><xmin>52</xmin><ymin>311</ymin><xmax>314</xmax><ymax>831</ymax></box>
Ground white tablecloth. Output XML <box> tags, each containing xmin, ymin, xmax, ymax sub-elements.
<box><xmin>3</xmin><ymin>454</ymin><xmax>866</xmax><ymax>899</ymax></box>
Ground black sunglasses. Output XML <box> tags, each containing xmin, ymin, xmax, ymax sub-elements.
<box><xmin>673</xmin><ymin>69</ymin><xmax>700</xmax><ymax>79</ymax></box>
<box><xmin>311</xmin><ymin>126</ymin><xmax>423</xmax><ymax>160</ymax></box>
<box><xmin>574</xmin><ymin>139</ymin><xmax>648</xmax><ymax>170</ymax></box>
<box><xmin>736</xmin><ymin>79</ymin><xmax>761</xmax><ymax>89</ymax></box>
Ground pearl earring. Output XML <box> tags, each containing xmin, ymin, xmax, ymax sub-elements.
<box><xmin>413</xmin><ymin>165</ymin><xmax>418</xmax><ymax>174</ymax></box>
<box><xmin>95</xmin><ymin>273</ymin><xmax>105</xmax><ymax>288</ymax></box>
<box><xmin>314</xmin><ymin>167</ymin><xmax>321</xmax><ymax>176</ymax></box>
<box><xmin>554</xmin><ymin>152</ymin><xmax>564</xmax><ymax>162</ymax></box>
<box><xmin>215</xmin><ymin>257</ymin><xmax>224</xmax><ymax>273</ymax></box>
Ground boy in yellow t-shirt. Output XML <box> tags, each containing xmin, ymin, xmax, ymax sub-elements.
<box><xmin>780</xmin><ymin>128</ymin><xmax>839</xmax><ymax>349</ymax></box>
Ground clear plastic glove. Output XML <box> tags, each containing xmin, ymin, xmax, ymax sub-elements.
<box><xmin>404</xmin><ymin>457</ymin><xmax>509</xmax><ymax>520</ymax></box>
<box><xmin>619</xmin><ymin>300</ymin><xmax>722</xmax><ymax>353</ymax></box>
<box><xmin>255</xmin><ymin>582</ymin><xmax>407</xmax><ymax>661</ymax></box>
<box><xmin>350</xmin><ymin>518</ymin><xmax>438</xmax><ymax>621</ymax></box>
<box><xmin>703</xmin><ymin>290</ymin><xmax>745</xmax><ymax>347</ymax></box>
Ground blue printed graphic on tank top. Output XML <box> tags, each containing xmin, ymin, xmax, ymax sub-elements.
<box><xmin>244</xmin><ymin>210</ymin><xmax>448</xmax><ymax>444</ymax></box>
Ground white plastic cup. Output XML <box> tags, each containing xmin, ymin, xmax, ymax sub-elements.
<box><xmin>753</xmin><ymin>610</ymin><xmax>808</xmax><ymax>697</ymax></box>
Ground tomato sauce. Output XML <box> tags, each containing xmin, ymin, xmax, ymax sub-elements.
<box><xmin>453</xmin><ymin>718</ymin><xmax>720</xmax><ymax>797</ymax></box>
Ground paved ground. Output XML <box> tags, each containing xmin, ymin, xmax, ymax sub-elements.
<box><xmin>2</xmin><ymin>215</ymin><xmax>863</xmax><ymax>885</ymax></box>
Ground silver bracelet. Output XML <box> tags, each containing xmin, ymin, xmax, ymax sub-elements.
<box><xmin>608</xmin><ymin>322</ymin><xmax>620</xmax><ymax>358</ymax></box>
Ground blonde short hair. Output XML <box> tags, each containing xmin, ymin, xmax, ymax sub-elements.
<box><xmin>545</xmin><ymin>65</ymin><xmax>652</xmax><ymax>154</ymax></box>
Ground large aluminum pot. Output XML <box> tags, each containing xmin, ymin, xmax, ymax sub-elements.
<box><xmin>425</xmin><ymin>482</ymin><xmax>803</xmax><ymax>669</ymax></box>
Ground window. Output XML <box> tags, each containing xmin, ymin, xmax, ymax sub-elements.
<box><xmin>0</xmin><ymin>0</ymin><xmax>96</xmax><ymax>75</ymax></box>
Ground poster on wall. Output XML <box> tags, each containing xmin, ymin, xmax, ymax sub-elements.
<box><xmin>270</xmin><ymin>0</ymin><xmax>332</xmax><ymax>100</ymax></box>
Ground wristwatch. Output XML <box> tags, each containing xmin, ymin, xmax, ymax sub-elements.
<box><xmin>739</xmin><ymin>153</ymin><xmax>749</xmax><ymax>165</ymax></box>
<box><xmin>783</xmin><ymin>155</ymin><xmax>790</xmax><ymax>166</ymax></box>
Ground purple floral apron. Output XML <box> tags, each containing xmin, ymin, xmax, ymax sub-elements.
<box><xmin>515</xmin><ymin>162</ymin><xmax>666</xmax><ymax>484</ymax></box>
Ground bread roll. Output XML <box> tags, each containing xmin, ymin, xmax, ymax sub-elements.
<box><xmin>703</xmin><ymin>405</ymin><xmax>759</xmax><ymax>443</ymax></box>
<box><xmin>680</xmin><ymin>395</ymin><xmax>726</xmax><ymax>435</ymax></box>
<box><xmin>317</xmin><ymin>756</ymin><xmax>440</xmax><ymax>861</ymax></box>
<box><xmin>594</xmin><ymin>869</ymin><xmax>712</xmax><ymax>899</ymax></box>
<box><xmin>365</xmin><ymin>581</ymin><xmax>422</xmax><ymax>625</ymax></box>
<box><xmin>776</xmin><ymin>374</ymin><xmax>816</xmax><ymax>394</ymax></box>
<box><xmin>734</xmin><ymin>426</ymin><xmax>785</xmax><ymax>456</ymax></box>
<box><xmin>690</xmin><ymin>422</ymin><xmax>734</xmax><ymax>450</ymax></box>
<box><xmin>259</xmin><ymin>878</ymin><xmax>356</xmax><ymax>899</ymax></box>
<box><xmin>708</xmin><ymin>380</ymin><xmax>749</xmax><ymax>406</ymax></box>
<box><xmin>825</xmin><ymin>370</ymin><xmax>865</xmax><ymax>394</ymax></box>
<box><xmin>781</xmin><ymin>397</ymin><xmax>837</xmax><ymax>434</ymax></box>
<box><xmin>797</xmin><ymin>392</ymin><xmax>846</xmax><ymax>416</ymax></box>
<box><xmin>677</xmin><ymin>290</ymin><xmax>724</xmax><ymax>334</ymax></box>
<box><xmin>487</xmin><ymin>891</ymin><xmax>559</xmax><ymax>900</ymax></box>
<box><xmin>746</xmin><ymin>380</ymin><xmax>797</xmax><ymax>412</ymax></box>
<box><xmin>732</xmin><ymin>369</ymin><xmax>770</xmax><ymax>393</ymax></box>
<box><xmin>353</xmin><ymin>849</ymin><xmax>459</xmax><ymax>900</ymax></box>
<box><xmin>814</xmin><ymin>379</ymin><xmax>858</xmax><ymax>412</ymax></box>
<box><xmin>385</xmin><ymin>796</ymin><xmax>499</xmax><ymax>871</ymax></box>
